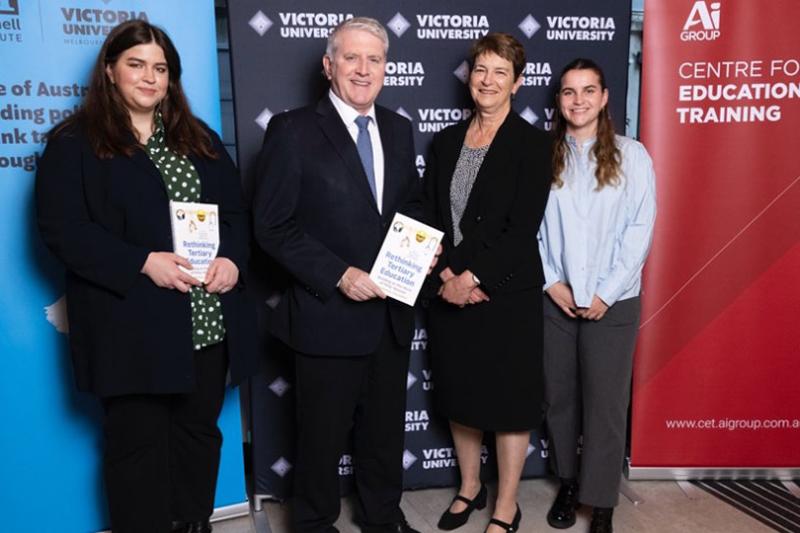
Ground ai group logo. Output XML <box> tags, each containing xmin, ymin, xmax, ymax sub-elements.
<box><xmin>270</xmin><ymin>457</ymin><xmax>292</xmax><ymax>477</ymax></box>
<box><xmin>681</xmin><ymin>1</ymin><xmax>721</xmax><ymax>41</ymax></box>
<box><xmin>387</xmin><ymin>12</ymin><xmax>410</xmax><ymax>38</ymax></box>
<box><xmin>405</xmin><ymin>409</ymin><xmax>430</xmax><ymax>432</ymax></box>
<box><xmin>384</xmin><ymin>61</ymin><xmax>425</xmax><ymax>87</ymax></box>
<box><xmin>416</xmin><ymin>107</ymin><xmax>472</xmax><ymax>134</ymax></box>
<box><xmin>277</xmin><ymin>12</ymin><xmax>353</xmax><ymax>39</ymax></box>
<box><xmin>402</xmin><ymin>449</ymin><xmax>418</xmax><ymax>470</ymax></box>
<box><xmin>0</xmin><ymin>0</ymin><xmax>19</xmax><ymax>16</ymax></box>
<box><xmin>0</xmin><ymin>0</ymin><xmax>22</xmax><ymax>43</ymax></box>
<box><xmin>416</xmin><ymin>14</ymin><xmax>489</xmax><ymax>40</ymax></box>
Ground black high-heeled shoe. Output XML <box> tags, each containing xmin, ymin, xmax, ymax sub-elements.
<box><xmin>485</xmin><ymin>504</ymin><xmax>521</xmax><ymax>532</ymax></box>
<box><xmin>437</xmin><ymin>483</ymin><xmax>487</xmax><ymax>530</ymax></box>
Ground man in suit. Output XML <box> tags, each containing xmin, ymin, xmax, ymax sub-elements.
<box><xmin>252</xmin><ymin>17</ymin><xmax>422</xmax><ymax>533</ymax></box>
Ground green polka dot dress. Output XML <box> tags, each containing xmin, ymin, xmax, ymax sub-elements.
<box><xmin>146</xmin><ymin>114</ymin><xmax>225</xmax><ymax>350</ymax></box>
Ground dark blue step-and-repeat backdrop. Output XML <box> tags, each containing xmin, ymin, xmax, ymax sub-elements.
<box><xmin>226</xmin><ymin>0</ymin><xmax>631</xmax><ymax>500</ymax></box>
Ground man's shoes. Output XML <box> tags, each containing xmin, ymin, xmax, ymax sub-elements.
<box><xmin>361</xmin><ymin>519</ymin><xmax>421</xmax><ymax>533</ymax></box>
<box><xmin>437</xmin><ymin>483</ymin><xmax>488</xmax><ymax>530</ymax></box>
<box><xmin>485</xmin><ymin>504</ymin><xmax>521</xmax><ymax>532</ymax></box>
<box><xmin>589</xmin><ymin>507</ymin><xmax>613</xmax><ymax>533</ymax></box>
<box><xmin>547</xmin><ymin>480</ymin><xmax>580</xmax><ymax>529</ymax></box>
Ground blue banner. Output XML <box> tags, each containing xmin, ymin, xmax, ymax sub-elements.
<box><xmin>0</xmin><ymin>1</ymin><xmax>245</xmax><ymax>531</ymax></box>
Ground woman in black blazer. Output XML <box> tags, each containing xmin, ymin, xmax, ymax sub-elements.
<box><xmin>35</xmin><ymin>20</ymin><xmax>257</xmax><ymax>533</ymax></box>
<box><xmin>424</xmin><ymin>33</ymin><xmax>551</xmax><ymax>533</ymax></box>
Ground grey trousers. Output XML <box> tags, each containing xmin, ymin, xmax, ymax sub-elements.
<box><xmin>543</xmin><ymin>295</ymin><xmax>641</xmax><ymax>508</ymax></box>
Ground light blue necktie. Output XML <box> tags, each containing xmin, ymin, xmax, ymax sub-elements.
<box><xmin>354</xmin><ymin>115</ymin><xmax>378</xmax><ymax>203</ymax></box>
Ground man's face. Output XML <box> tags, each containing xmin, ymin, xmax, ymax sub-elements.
<box><xmin>323</xmin><ymin>28</ymin><xmax>386</xmax><ymax>114</ymax></box>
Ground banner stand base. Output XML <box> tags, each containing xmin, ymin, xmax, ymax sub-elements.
<box><xmin>626</xmin><ymin>463</ymin><xmax>800</xmax><ymax>480</ymax></box>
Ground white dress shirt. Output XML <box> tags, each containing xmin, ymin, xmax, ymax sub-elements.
<box><xmin>538</xmin><ymin>134</ymin><xmax>657</xmax><ymax>308</ymax></box>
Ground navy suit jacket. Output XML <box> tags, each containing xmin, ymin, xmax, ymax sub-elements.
<box><xmin>36</xmin><ymin>122</ymin><xmax>259</xmax><ymax>397</ymax></box>
<box><xmin>252</xmin><ymin>97</ymin><xmax>420</xmax><ymax>356</ymax></box>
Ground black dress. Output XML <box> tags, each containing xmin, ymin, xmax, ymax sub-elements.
<box><xmin>423</xmin><ymin>111</ymin><xmax>552</xmax><ymax>431</ymax></box>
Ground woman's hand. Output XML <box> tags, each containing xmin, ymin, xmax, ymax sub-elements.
<box><xmin>204</xmin><ymin>257</ymin><xmax>240</xmax><ymax>294</ymax></box>
<box><xmin>546</xmin><ymin>282</ymin><xmax>578</xmax><ymax>318</ymax></box>
<box><xmin>576</xmin><ymin>295</ymin><xmax>609</xmax><ymax>321</ymax></box>
<box><xmin>467</xmin><ymin>286</ymin><xmax>490</xmax><ymax>305</ymax></box>
<box><xmin>141</xmin><ymin>252</ymin><xmax>202</xmax><ymax>293</ymax></box>
<box><xmin>439</xmin><ymin>270</ymin><xmax>478</xmax><ymax>306</ymax></box>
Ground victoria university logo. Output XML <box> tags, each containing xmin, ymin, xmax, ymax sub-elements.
<box><xmin>681</xmin><ymin>1</ymin><xmax>721</xmax><ymax>41</ymax></box>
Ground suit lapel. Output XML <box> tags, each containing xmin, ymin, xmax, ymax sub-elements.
<box><xmin>438</xmin><ymin>120</ymin><xmax>469</xmax><ymax>240</ymax></box>
<box><xmin>316</xmin><ymin>98</ymin><xmax>379</xmax><ymax>213</ymax></box>
<box><xmin>458</xmin><ymin>112</ymin><xmax>517</xmax><ymax>227</ymax></box>
<box><xmin>130</xmin><ymin>148</ymin><xmax>168</xmax><ymax>195</ymax></box>
<box><xmin>376</xmin><ymin>107</ymin><xmax>397</xmax><ymax>217</ymax></box>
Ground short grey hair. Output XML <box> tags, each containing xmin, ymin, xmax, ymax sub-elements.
<box><xmin>326</xmin><ymin>17</ymin><xmax>389</xmax><ymax>58</ymax></box>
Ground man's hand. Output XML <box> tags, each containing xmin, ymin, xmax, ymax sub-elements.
<box><xmin>576</xmin><ymin>295</ymin><xmax>609</xmax><ymax>321</ymax></box>
<box><xmin>141</xmin><ymin>252</ymin><xmax>203</xmax><ymax>293</ymax></box>
<box><xmin>338</xmin><ymin>266</ymin><xmax>387</xmax><ymax>301</ymax></box>
<box><xmin>546</xmin><ymin>282</ymin><xmax>578</xmax><ymax>318</ymax></box>
<box><xmin>204</xmin><ymin>257</ymin><xmax>239</xmax><ymax>294</ymax></box>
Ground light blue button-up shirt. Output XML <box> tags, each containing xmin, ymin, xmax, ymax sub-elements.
<box><xmin>537</xmin><ymin>134</ymin><xmax>656</xmax><ymax>308</ymax></box>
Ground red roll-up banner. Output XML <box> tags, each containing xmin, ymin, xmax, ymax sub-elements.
<box><xmin>631</xmin><ymin>0</ymin><xmax>800</xmax><ymax>475</ymax></box>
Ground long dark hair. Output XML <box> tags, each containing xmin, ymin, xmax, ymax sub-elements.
<box><xmin>552</xmin><ymin>58</ymin><xmax>620</xmax><ymax>189</ymax></box>
<box><xmin>52</xmin><ymin>20</ymin><xmax>216</xmax><ymax>159</ymax></box>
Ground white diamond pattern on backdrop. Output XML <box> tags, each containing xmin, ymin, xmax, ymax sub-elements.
<box><xmin>270</xmin><ymin>457</ymin><xmax>292</xmax><ymax>477</ymax></box>
<box><xmin>402</xmin><ymin>450</ymin><xmax>418</xmax><ymax>470</ymax></box>
<box><xmin>249</xmin><ymin>11</ymin><xmax>273</xmax><ymax>36</ymax></box>
<box><xmin>453</xmin><ymin>61</ymin><xmax>470</xmax><ymax>83</ymax></box>
<box><xmin>268</xmin><ymin>376</ymin><xmax>290</xmax><ymax>397</ymax></box>
<box><xmin>519</xmin><ymin>14</ymin><xmax>541</xmax><ymax>38</ymax></box>
<box><xmin>520</xmin><ymin>106</ymin><xmax>539</xmax><ymax>125</ymax></box>
<box><xmin>255</xmin><ymin>107</ymin><xmax>273</xmax><ymax>130</ymax></box>
<box><xmin>387</xmin><ymin>12</ymin><xmax>411</xmax><ymax>37</ymax></box>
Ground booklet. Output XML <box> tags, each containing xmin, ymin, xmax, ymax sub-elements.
<box><xmin>369</xmin><ymin>213</ymin><xmax>444</xmax><ymax>306</ymax></box>
<box><xmin>169</xmin><ymin>200</ymin><xmax>220</xmax><ymax>283</ymax></box>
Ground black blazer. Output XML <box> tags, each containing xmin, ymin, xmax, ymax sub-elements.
<box><xmin>35</xmin><ymin>122</ymin><xmax>259</xmax><ymax>397</ymax></box>
<box><xmin>423</xmin><ymin>111</ymin><xmax>552</xmax><ymax>294</ymax></box>
<box><xmin>252</xmin><ymin>97</ymin><xmax>420</xmax><ymax>356</ymax></box>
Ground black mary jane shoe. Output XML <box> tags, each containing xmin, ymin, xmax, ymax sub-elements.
<box><xmin>437</xmin><ymin>484</ymin><xmax>488</xmax><ymax>530</ymax></box>
<box><xmin>547</xmin><ymin>481</ymin><xmax>580</xmax><ymax>529</ymax></box>
<box><xmin>485</xmin><ymin>504</ymin><xmax>521</xmax><ymax>533</ymax></box>
<box><xmin>589</xmin><ymin>507</ymin><xmax>613</xmax><ymax>533</ymax></box>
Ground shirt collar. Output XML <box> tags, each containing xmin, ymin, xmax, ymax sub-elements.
<box><xmin>328</xmin><ymin>89</ymin><xmax>377</xmax><ymax>127</ymax></box>
<box><xmin>566</xmin><ymin>133</ymin><xmax>596</xmax><ymax>151</ymax></box>
<box><xmin>146</xmin><ymin>112</ymin><xmax>166</xmax><ymax>152</ymax></box>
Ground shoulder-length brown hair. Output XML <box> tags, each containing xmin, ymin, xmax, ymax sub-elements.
<box><xmin>52</xmin><ymin>20</ymin><xmax>216</xmax><ymax>159</ymax></box>
<box><xmin>551</xmin><ymin>58</ymin><xmax>620</xmax><ymax>189</ymax></box>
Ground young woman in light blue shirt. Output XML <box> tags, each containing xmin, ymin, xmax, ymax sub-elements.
<box><xmin>538</xmin><ymin>58</ymin><xmax>656</xmax><ymax>533</ymax></box>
